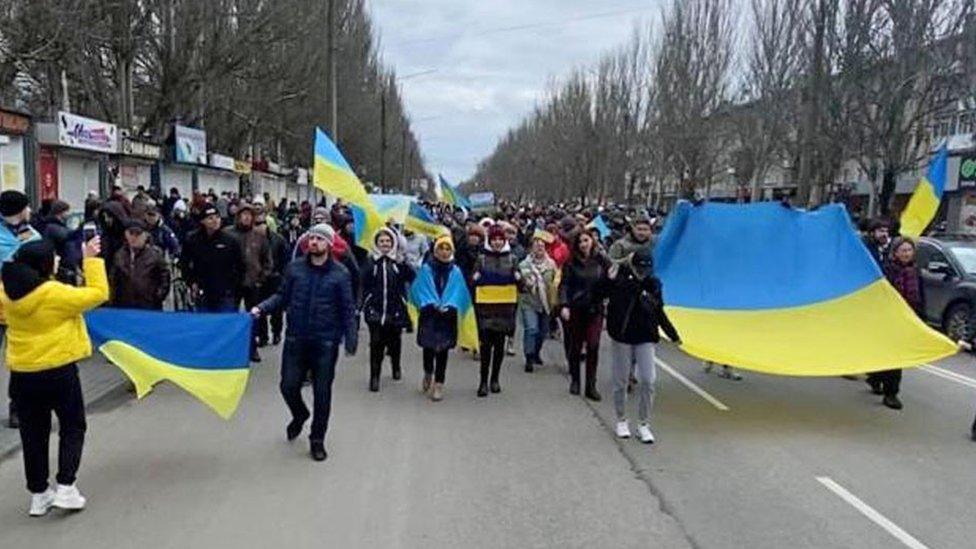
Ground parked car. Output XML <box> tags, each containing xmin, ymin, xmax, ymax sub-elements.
<box><xmin>916</xmin><ymin>236</ymin><xmax>976</xmax><ymax>343</ymax></box>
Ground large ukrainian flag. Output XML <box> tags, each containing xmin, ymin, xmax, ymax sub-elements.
<box><xmin>655</xmin><ymin>201</ymin><xmax>957</xmax><ymax>376</ymax></box>
<box><xmin>313</xmin><ymin>128</ymin><xmax>384</xmax><ymax>250</ymax></box>
<box><xmin>407</xmin><ymin>259</ymin><xmax>479</xmax><ymax>352</ymax></box>
<box><xmin>405</xmin><ymin>202</ymin><xmax>450</xmax><ymax>240</ymax></box>
<box><xmin>85</xmin><ymin>309</ymin><xmax>252</xmax><ymax>419</ymax></box>
<box><xmin>900</xmin><ymin>144</ymin><xmax>949</xmax><ymax>238</ymax></box>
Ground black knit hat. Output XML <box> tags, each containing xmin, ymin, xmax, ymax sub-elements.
<box><xmin>14</xmin><ymin>239</ymin><xmax>56</xmax><ymax>280</ymax></box>
<box><xmin>0</xmin><ymin>190</ymin><xmax>29</xmax><ymax>217</ymax></box>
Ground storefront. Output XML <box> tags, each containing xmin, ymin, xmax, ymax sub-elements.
<box><xmin>0</xmin><ymin>108</ymin><xmax>31</xmax><ymax>196</ymax></box>
<box><xmin>251</xmin><ymin>159</ymin><xmax>290</xmax><ymax>203</ymax></box>
<box><xmin>161</xmin><ymin>125</ymin><xmax>207</xmax><ymax>199</ymax></box>
<box><xmin>198</xmin><ymin>152</ymin><xmax>239</xmax><ymax>196</ymax></box>
<box><xmin>35</xmin><ymin>111</ymin><xmax>118</xmax><ymax>211</ymax></box>
<box><xmin>115</xmin><ymin>137</ymin><xmax>162</xmax><ymax>197</ymax></box>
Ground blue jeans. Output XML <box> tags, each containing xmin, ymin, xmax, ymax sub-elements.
<box><xmin>519</xmin><ymin>307</ymin><xmax>549</xmax><ymax>361</ymax></box>
<box><xmin>280</xmin><ymin>339</ymin><xmax>339</xmax><ymax>442</ymax></box>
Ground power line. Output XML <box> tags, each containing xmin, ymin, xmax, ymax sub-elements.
<box><xmin>391</xmin><ymin>5</ymin><xmax>656</xmax><ymax>48</ymax></box>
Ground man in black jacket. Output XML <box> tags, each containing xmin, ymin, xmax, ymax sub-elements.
<box><xmin>253</xmin><ymin>223</ymin><xmax>357</xmax><ymax>462</ymax></box>
<box><xmin>182</xmin><ymin>206</ymin><xmax>245</xmax><ymax>313</ymax></box>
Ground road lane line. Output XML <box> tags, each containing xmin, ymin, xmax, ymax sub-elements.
<box><xmin>920</xmin><ymin>364</ymin><xmax>976</xmax><ymax>390</ymax></box>
<box><xmin>816</xmin><ymin>477</ymin><xmax>930</xmax><ymax>549</ymax></box>
<box><xmin>655</xmin><ymin>358</ymin><xmax>730</xmax><ymax>411</ymax></box>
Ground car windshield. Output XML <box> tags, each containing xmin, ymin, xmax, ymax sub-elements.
<box><xmin>950</xmin><ymin>246</ymin><xmax>976</xmax><ymax>275</ymax></box>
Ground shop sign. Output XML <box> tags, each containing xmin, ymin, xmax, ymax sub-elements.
<box><xmin>0</xmin><ymin>109</ymin><xmax>30</xmax><ymax>135</ymax></box>
<box><xmin>174</xmin><ymin>125</ymin><xmax>207</xmax><ymax>164</ymax></box>
<box><xmin>960</xmin><ymin>155</ymin><xmax>976</xmax><ymax>188</ymax></box>
<box><xmin>209</xmin><ymin>153</ymin><xmax>235</xmax><ymax>171</ymax></box>
<box><xmin>58</xmin><ymin>111</ymin><xmax>117</xmax><ymax>153</ymax></box>
<box><xmin>121</xmin><ymin>137</ymin><xmax>161</xmax><ymax>159</ymax></box>
<box><xmin>234</xmin><ymin>159</ymin><xmax>252</xmax><ymax>175</ymax></box>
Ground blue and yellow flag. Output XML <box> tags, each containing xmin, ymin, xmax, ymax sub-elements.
<box><xmin>313</xmin><ymin>128</ymin><xmax>384</xmax><ymax>250</ymax></box>
<box><xmin>438</xmin><ymin>174</ymin><xmax>471</xmax><ymax>209</ymax></box>
<box><xmin>901</xmin><ymin>144</ymin><xmax>949</xmax><ymax>238</ymax></box>
<box><xmin>407</xmin><ymin>260</ymin><xmax>479</xmax><ymax>352</ymax></box>
<box><xmin>587</xmin><ymin>215</ymin><xmax>611</xmax><ymax>240</ymax></box>
<box><xmin>655</xmin><ymin>201</ymin><xmax>957</xmax><ymax>376</ymax></box>
<box><xmin>85</xmin><ymin>309</ymin><xmax>252</xmax><ymax>419</ymax></box>
<box><xmin>405</xmin><ymin>202</ymin><xmax>450</xmax><ymax>240</ymax></box>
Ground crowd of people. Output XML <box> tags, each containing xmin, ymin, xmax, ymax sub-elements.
<box><xmin>0</xmin><ymin>183</ymin><xmax>970</xmax><ymax>517</ymax></box>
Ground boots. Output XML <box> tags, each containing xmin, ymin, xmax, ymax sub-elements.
<box><xmin>569</xmin><ymin>359</ymin><xmax>581</xmax><ymax>395</ymax></box>
<box><xmin>431</xmin><ymin>383</ymin><xmax>444</xmax><ymax>402</ymax></box>
<box><xmin>392</xmin><ymin>365</ymin><xmax>402</xmax><ymax>381</ymax></box>
<box><xmin>477</xmin><ymin>382</ymin><xmax>489</xmax><ymax>397</ymax></box>
<box><xmin>369</xmin><ymin>376</ymin><xmax>380</xmax><ymax>392</ymax></box>
<box><xmin>369</xmin><ymin>360</ymin><xmax>381</xmax><ymax>393</ymax></box>
<box><xmin>584</xmin><ymin>353</ymin><xmax>601</xmax><ymax>401</ymax></box>
<box><xmin>490</xmin><ymin>362</ymin><xmax>501</xmax><ymax>394</ymax></box>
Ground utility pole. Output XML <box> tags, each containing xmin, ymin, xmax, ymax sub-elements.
<box><xmin>380</xmin><ymin>92</ymin><xmax>387</xmax><ymax>193</ymax></box>
<box><xmin>327</xmin><ymin>0</ymin><xmax>338</xmax><ymax>141</ymax></box>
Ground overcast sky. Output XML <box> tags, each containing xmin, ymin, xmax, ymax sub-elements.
<box><xmin>369</xmin><ymin>0</ymin><xmax>659</xmax><ymax>183</ymax></box>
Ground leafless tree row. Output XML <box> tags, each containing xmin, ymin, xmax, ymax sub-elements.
<box><xmin>473</xmin><ymin>0</ymin><xmax>974</xmax><ymax>215</ymax></box>
<box><xmin>0</xmin><ymin>0</ymin><xmax>427</xmax><ymax>187</ymax></box>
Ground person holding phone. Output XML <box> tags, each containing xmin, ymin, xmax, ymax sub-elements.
<box><xmin>1</xmin><ymin>235</ymin><xmax>108</xmax><ymax>516</ymax></box>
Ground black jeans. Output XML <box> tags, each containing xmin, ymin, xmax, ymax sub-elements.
<box><xmin>868</xmin><ymin>369</ymin><xmax>902</xmax><ymax>397</ymax></box>
<box><xmin>479</xmin><ymin>330</ymin><xmax>506</xmax><ymax>384</ymax></box>
<box><xmin>280</xmin><ymin>339</ymin><xmax>339</xmax><ymax>442</ymax></box>
<box><xmin>422</xmin><ymin>349</ymin><xmax>449</xmax><ymax>384</ymax></box>
<box><xmin>10</xmin><ymin>364</ymin><xmax>86</xmax><ymax>494</ymax></box>
<box><xmin>368</xmin><ymin>323</ymin><xmax>402</xmax><ymax>380</ymax></box>
<box><xmin>240</xmin><ymin>286</ymin><xmax>264</xmax><ymax>350</ymax></box>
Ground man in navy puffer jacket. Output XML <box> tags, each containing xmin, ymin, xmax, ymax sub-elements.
<box><xmin>254</xmin><ymin>223</ymin><xmax>357</xmax><ymax>462</ymax></box>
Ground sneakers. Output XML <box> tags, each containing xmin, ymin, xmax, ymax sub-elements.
<box><xmin>28</xmin><ymin>488</ymin><xmax>56</xmax><ymax>517</ymax></box>
<box><xmin>718</xmin><ymin>366</ymin><xmax>742</xmax><ymax>381</ymax></box>
<box><xmin>867</xmin><ymin>378</ymin><xmax>884</xmax><ymax>395</ymax></box>
<box><xmin>614</xmin><ymin>421</ymin><xmax>631</xmax><ymax>439</ymax></box>
<box><xmin>421</xmin><ymin>374</ymin><xmax>433</xmax><ymax>394</ymax></box>
<box><xmin>431</xmin><ymin>383</ymin><xmax>444</xmax><ymax>402</ymax></box>
<box><xmin>636</xmin><ymin>423</ymin><xmax>656</xmax><ymax>444</ymax></box>
<box><xmin>53</xmin><ymin>484</ymin><xmax>86</xmax><ymax>511</ymax></box>
<box><xmin>505</xmin><ymin>338</ymin><xmax>516</xmax><ymax>356</ymax></box>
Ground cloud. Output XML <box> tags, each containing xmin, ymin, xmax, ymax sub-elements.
<box><xmin>369</xmin><ymin>0</ymin><xmax>659</xmax><ymax>181</ymax></box>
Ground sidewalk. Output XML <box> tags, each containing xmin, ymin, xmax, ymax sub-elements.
<box><xmin>0</xmin><ymin>356</ymin><xmax>128</xmax><ymax>460</ymax></box>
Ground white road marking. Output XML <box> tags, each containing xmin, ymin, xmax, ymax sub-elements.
<box><xmin>655</xmin><ymin>358</ymin><xmax>730</xmax><ymax>411</ymax></box>
<box><xmin>816</xmin><ymin>476</ymin><xmax>930</xmax><ymax>549</ymax></box>
<box><xmin>920</xmin><ymin>364</ymin><xmax>976</xmax><ymax>390</ymax></box>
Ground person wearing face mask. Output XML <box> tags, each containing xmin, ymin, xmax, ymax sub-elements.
<box><xmin>472</xmin><ymin>224</ymin><xmax>518</xmax><ymax>397</ymax></box>
<box><xmin>412</xmin><ymin>236</ymin><xmax>464</xmax><ymax>402</ymax></box>
<box><xmin>252</xmin><ymin>223</ymin><xmax>358</xmax><ymax>462</ymax></box>
<box><xmin>606</xmin><ymin>248</ymin><xmax>680</xmax><ymax>444</ymax></box>
<box><xmin>361</xmin><ymin>228</ymin><xmax>415</xmax><ymax>392</ymax></box>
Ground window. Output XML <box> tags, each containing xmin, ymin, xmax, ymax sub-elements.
<box><xmin>959</xmin><ymin>112</ymin><xmax>974</xmax><ymax>135</ymax></box>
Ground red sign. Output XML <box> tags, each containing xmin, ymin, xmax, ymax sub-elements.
<box><xmin>38</xmin><ymin>147</ymin><xmax>59</xmax><ymax>201</ymax></box>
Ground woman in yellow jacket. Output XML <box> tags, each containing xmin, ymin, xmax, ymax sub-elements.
<box><xmin>1</xmin><ymin>236</ymin><xmax>107</xmax><ymax>517</ymax></box>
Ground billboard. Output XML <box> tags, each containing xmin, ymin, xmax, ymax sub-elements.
<box><xmin>174</xmin><ymin>125</ymin><xmax>207</xmax><ymax>164</ymax></box>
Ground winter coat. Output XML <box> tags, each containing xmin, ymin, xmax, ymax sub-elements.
<box><xmin>182</xmin><ymin>228</ymin><xmax>245</xmax><ymax>300</ymax></box>
<box><xmin>362</xmin><ymin>255</ymin><xmax>416</xmax><ymax>329</ymax></box>
<box><xmin>292</xmin><ymin>230</ymin><xmax>362</xmax><ymax>302</ymax></box>
<box><xmin>608</xmin><ymin>233</ymin><xmax>654</xmax><ymax>262</ymax></box>
<box><xmin>257</xmin><ymin>256</ymin><xmax>358</xmax><ymax>349</ymax></box>
<box><xmin>473</xmin><ymin>245</ymin><xmax>518</xmax><ymax>335</ymax></box>
<box><xmin>416</xmin><ymin>259</ymin><xmax>460</xmax><ymax>352</ymax></box>
<box><xmin>885</xmin><ymin>260</ymin><xmax>925</xmax><ymax>316</ymax></box>
<box><xmin>110</xmin><ymin>244</ymin><xmax>171</xmax><ymax>310</ymax></box>
<box><xmin>98</xmin><ymin>201</ymin><xmax>130</xmax><ymax>274</ymax></box>
<box><xmin>606</xmin><ymin>265</ymin><xmax>679</xmax><ymax>345</ymax></box>
<box><xmin>0</xmin><ymin>257</ymin><xmax>109</xmax><ymax>372</ymax></box>
<box><xmin>149</xmin><ymin>220</ymin><xmax>181</xmax><ymax>258</ymax></box>
<box><xmin>517</xmin><ymin>253</ymin><xmax>558</xmax><ymax>313</ymax></box>
<box><xmin>559</xmin><ymin>251</ymin><xmax>611</xmax><ymax>317</ymax></box>
<box><xmin>224</xmin><ymin>223</ymin><xmax>272</xmax><ymax>289</ymax></box>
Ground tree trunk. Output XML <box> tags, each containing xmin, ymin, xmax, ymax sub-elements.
<box><xmin>879</xmin><ymin>166</ymin><xmax>897</xmax><ymax>217</ymax></box>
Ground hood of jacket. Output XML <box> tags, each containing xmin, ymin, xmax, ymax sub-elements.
<box><xmin>371</xmin><ymin>227</ymin><xmax>400</xmax><ymax>260</ymax></box>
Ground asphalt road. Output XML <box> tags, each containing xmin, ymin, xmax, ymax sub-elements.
<box><xmin>1</xmin><ymin>329</ymin><xmax>974</xmax><ymax>549</ymax></box>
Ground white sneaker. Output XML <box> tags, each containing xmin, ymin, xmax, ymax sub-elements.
<box><xmin>29</xmin><ymin>488</ymin><xmax>56</xmax><ymax>517</ymax></box>
<box><xmin>53</xmin><ymin>484</ymin><xmax>86</xmax><ymax>511</ymax></box>
<box><xmin>637</xmin><ymin>423</ymin><xmax>656</xmax><ymax>444</ymax></box>
<box><xmin>614</xmin><ymin>420</ymin><xmax>631</xmax><ymax>439</ymax></box>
